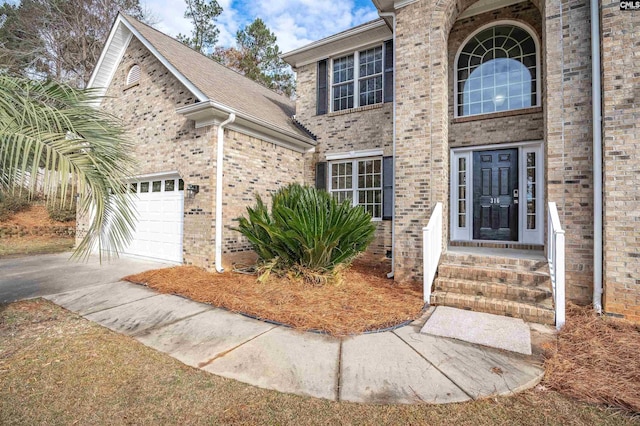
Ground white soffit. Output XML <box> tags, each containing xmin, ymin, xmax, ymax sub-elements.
<box><xmin>458</xmin><ymin>0</ymin><xmax>528</xmax><ymax>19</ymax></box>
<box><xmin>282</xmin><ymin>19</ymin><xmax>392</xmax><ymax>68</ymax></box>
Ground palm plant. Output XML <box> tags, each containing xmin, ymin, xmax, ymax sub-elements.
<box><xmin>235</xmin><ymin>183</ymin><xmax>376</xmax><ymax>284</ymax></box>
<box><xmin>0</xmin><ymin>74</ymin><xmax>136</xmax><ymax>259</ymax></box>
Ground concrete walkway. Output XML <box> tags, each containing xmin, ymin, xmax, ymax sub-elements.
<box><xmin>44</xmin><ymin>281</ymin><xmax>545</xmax><ymax>404</ymax></box>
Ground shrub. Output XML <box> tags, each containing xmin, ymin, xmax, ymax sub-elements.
<box><xmin>0</xmin><ymin>190</ymin><xmax>31</xmax><ymax>222</ymax></box>
<box><xmin>47</xmin><ymin>203</ymin><xmax>76</xmax><ymax>222</ymax></box>
<box><xmin>234</xmin><ymin>183</ymin><xmax>376</xmax><ymax>284</ymax></box>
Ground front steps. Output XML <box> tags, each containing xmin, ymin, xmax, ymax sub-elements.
<box><xmin>430</xmin><ymin>249</ymin><xmax>555</xmax><ymax>325</ymax></box>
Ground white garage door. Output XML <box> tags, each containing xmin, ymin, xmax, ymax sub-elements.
<box><xmin>124</xmin><ymin>175</ymin><xmax>184</xmax><ymax>263</ymax></box>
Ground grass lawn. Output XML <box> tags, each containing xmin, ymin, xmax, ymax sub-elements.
<box><xmin>0</xmin><ymin>236</ymin><xmax>74</xmax><ymax>257</ymax></box>
<box><xmin>124</xmin><ymin>260</ymin><xmax>424</xmax><ymax>336</ymax></box>
<box><xmin>1</xmin><ymin>299</ymin><xmax>636</xmax><ymax>426</ymax></box>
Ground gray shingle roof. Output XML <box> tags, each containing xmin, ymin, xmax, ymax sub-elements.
<box><xmin>122</xmin><ymin>14</ymin><xmax>312</xmax><ymax>142</ymax></box>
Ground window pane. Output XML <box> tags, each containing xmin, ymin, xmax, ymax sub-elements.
<box><xmin>140</xmin><ymin>182</ymin><xmax>149</xmax><ymax>193</ymax></box>
<box><xmin>130</xmin><ymin>182</ymin><xmax>138</xmax><ymax>193</ymax></box>
<box><xmin>152</xmin><ymin>181</ymin><xmax>161</xmax><ymax>192</ymax></box>
<box><xmin>457</xmin><ymin>25</ymin><xmax>536</xmax><ymax>116</ymax></box>
<box><xmin>165</xmin><ymin>179</ymin><xmax>175</xmax><ymax>191</ymax></box>
<box><xmin>359</xmin><ymin>46</ymin><xmax>382</xmax><ymax>77</ymax></box>
<box><xmin>178</xmin><ymin>179</ymin><xmax>184</xmax><ymax>191</ymax></box>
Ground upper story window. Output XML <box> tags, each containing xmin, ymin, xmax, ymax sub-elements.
<box><xmin>456</xmin><ymin>23</ymin><xmax>539</xmax><ymax>117</ymax></box>
<box><xmin>316</xmin><ymin>40</ymin><xmax>392</xmax><ymax>114</ymax></box>
<box><xmin>126</xmin><ymin>64</ymin><xmax>141</xmax><ymax>86</ymax></box>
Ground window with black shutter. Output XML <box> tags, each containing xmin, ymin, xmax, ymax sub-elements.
<box><xmin>317</xmin><ymin>60</ymin><xmax>328</xmax><ymax>115</ymax></box>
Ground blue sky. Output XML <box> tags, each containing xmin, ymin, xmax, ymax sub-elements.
<box><xmin>149</xmin><ymin>0</ymin><xmax>379</xmax><ymax>52</ymax></box>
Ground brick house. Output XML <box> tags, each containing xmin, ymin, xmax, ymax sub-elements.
<box><xmin>89</xmin><ymin>0</ymin><xmax>639</xmax><ymax>325</ymax></box>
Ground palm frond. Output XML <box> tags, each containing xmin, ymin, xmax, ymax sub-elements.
<box><xmin>0</xmin><ymin>75</ymin><xmax>137</xmax><ymax>260</ymax></box>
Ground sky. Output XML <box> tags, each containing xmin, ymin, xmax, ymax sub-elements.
<box><xmin>148</xmin><ymin>0</ymin><xmax>379</xmax><ymax>53</ymax></box>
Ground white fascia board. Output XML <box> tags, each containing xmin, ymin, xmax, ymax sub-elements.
<box><xmin>325</xmin><ymin>148</ymin><xmax>384</xmax><ymax>161</ymax></box>
<box><xmin>87</xmin><ymin>15</ymin><xmax>125</xmax><ymax>89</ymax></box>
<box><xmin>282</xmin><ymin>19</ymin><xmax>391</xmax><ymax>68</ymax></box>
<box><xmin>87</xmin><ymin>14</ymin><xmax>207</xmax><ymax>105</ymax></box>
<box><xmin>118</xmin><ymin>18</ymin><xmax>207</xmax><ymax>102</ymax></box>
<box><xmin>176</xmin><ymin>101</ymin><xmax>315</xmax><ymax>152</ymax></box>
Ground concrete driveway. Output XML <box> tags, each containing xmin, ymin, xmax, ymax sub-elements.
<box><xmin>0</xmin><ymin>252</ymin><xmax>169</xmax><ymax>304</ymax></box>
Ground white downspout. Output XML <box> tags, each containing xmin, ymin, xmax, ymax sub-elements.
<box><xmin>215</xmin><ymin>112</ymin><xmax>236</xmax><ymax>273</ymax></box>
<box><xmin>379</xmin><ymin>11</ymin><xmax>396</xmax><ymax>279</ymax></box>
<box><xmin>590</xmin><ymin>0</ymin><xmax>603</xmax><ymax>314</ymax></box>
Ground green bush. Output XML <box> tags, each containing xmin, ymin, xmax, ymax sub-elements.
<box><xmin>47</xmin><ymin>203</ymin><xmax>76</xmax><ymax>222</ymax></box>
<box><xmin>234</xmin><ymin>183</ymin><xmax>376</xmax><ymax>284</ymax></box>
<box><xmin>0</xmin><ymin>191</ymin><xmax>31</xmax><ymax>221</ymax></box>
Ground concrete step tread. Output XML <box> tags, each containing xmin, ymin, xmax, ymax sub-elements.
<box><xmin>434</xmin><ymin>277</ymin><xmax>552</xmax><ymax>302</ymax></box>
<box><xmin>441</xmin><ymin>253</ymin><xmax>547</xmax><ymax>271</ymax></box>
<box><xmin>439</xmin><ymin>262</ymin><xmax>550</xmax><ymax>276</ymax></box>
<box><xmin>430</xmin><ymin>291</ymin><xmax>555</xmax><ymax>325</ymax></box>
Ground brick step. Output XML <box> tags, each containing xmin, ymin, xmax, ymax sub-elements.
<box><xmin>438</xmin><ymin>263</ymin><xmax>550</xmax><ymax>286</ymax></box>
<box><xmin>441</xmin><ymin>252</ymin><xmax>547</xmax><ymax>272</ymax></box>
<box><xmin>430</xmin><ymin>291</ymin><xmax>555</xmax><ymax>325</ymax></box>
<box><xmin>434</xmin><ymin>277</ymin><xmax>552</xmax><ymax>303</ymax></box>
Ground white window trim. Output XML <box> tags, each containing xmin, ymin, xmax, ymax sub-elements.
<box><xmin>453</xmin><ymin>20</ymin><xmax>541</xmax><ymax>119</ymax></box>
<box><xmin>328</xmin><ymin>156</ymin><xmax>383</xmax><ymax>221</ymax></box>
<box><xmin>450</xmin><ymin>141</ymin><xmax>544</xmax><ymax>245</ymax></box>
<box><xmin>325</xmin><ymin>148</ymin><xmax>384</xmax><ymax>161</ymax></box>
<box><xmin>329</xmin><ymin>42</ymin><xmax>387</xmax><ymax>113</ymax></box>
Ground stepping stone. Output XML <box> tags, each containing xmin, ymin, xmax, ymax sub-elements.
<box><xmin>421</xmin><ymin>307</ymin><xmax>532</xmax><ymax>355</ymax></box>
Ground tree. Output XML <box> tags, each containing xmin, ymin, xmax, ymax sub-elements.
<box><xmin>0</xmin><ymin>0</ymin><xmax>150</xmax><ymax>87</ymax></box>
<box><xmin>176</xmin><ymin>0</ymin><xmax>222</xmax><ymax>55</ymax></box>
<box><xmin>0</xmin><ymin>74</ymin><xmax>137</xmax><ymax>259</ymax></box>
<box><xmin>216</xmin><ymin>18</ymin><xmax>295</xmax><ymax>97</ymax></box>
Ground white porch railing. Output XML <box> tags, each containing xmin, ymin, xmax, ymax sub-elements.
<box><xmin>423</xmin><ymin>202</ymin><xmax>443</xmax><ymax>304</ymax></box>
<box><xmin>548</xmin><ymin>202</ymin><xmax>566</xmax><ymax>330</ymax></box>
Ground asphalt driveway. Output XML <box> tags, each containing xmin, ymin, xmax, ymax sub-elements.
<box><xmin>0</xmin><ymin>253</ymin><xmax>169</xmax><ymax>304</ymax></box>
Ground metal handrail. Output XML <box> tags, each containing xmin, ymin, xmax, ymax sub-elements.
<box><xmin>423</xmin><ymin>202</ymin><xmax>443</xmax><ymax>304</ymax></box>
<box><xmin>548</xmin><ymin>202</ymin><xmax>566</xmax><ymax>330</ymax></box>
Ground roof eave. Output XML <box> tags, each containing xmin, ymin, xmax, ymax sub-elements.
<box><xmin>282</xmin><ymin>19</ymin><xmax>391</xmax><ymax>68</ymax></box>
<box><xmin>177</xmin><ymin>102</ymin><xmax>316</xmax><ymax>152</ymax></box>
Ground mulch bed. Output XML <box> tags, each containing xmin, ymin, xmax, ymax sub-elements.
<box><xmin>124</xmin><ymin>259</ymin><xmax>424</xmax><ymax>336</ymax></box>
<box><xmin>543</xmin><ymin>303</ymin><xmax>640</xmax><ymax>413</ymax></box>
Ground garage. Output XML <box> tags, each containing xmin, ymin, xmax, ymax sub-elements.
<box><xmin>123</xmin><ymin>175</ymin><xmax>185</xmax><ymax>263</ymax></box>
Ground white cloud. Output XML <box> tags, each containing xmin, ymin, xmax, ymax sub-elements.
<box><xmin>146</xmin><ymin>0</ymin><xmax>378</xmax><ymax>52</ymax></box>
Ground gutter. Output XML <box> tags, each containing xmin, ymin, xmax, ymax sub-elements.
<box><xmin>176</xmin><ymin>101</ymin><xmax>315</xmax><ymax>148</ymax></box>
<box><xmin>591</xmin><ymin>0</ymin><xmax>603</xmax><ymax>313</ymax></box>
<box><xmin>215</xmin><ymin>112</ymin><xmax>236</xmax><ymax>273</ymax></box>
<box><xmin>379</xmin><ymin>11</ymin><xmax>396</xmax><ymax>279</ymax></box>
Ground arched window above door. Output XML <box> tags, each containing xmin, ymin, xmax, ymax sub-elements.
<box><xmin>456</xmin><ymin>22</ymin><xmax>539</xmax><ymax>117</ymax></box>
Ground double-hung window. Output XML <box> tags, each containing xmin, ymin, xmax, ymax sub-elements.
<box><xmin>329</xmin><ymin>157</ymin><xmax>382</xmax><ymax>219</ymax></box>
<box><xmin>332</xmin><ymin>46</ymin><xmax>384</xmax><ymax>112</ymax></box>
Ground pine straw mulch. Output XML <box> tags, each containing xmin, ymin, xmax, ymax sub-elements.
<box><xmin>543</xmin><ymin>303</ymin><xmax>640</xmax><ymax>414</ymax></box>
<box><xmin>123</xmin><ymin>259</ymin><xmax>424</xmax><ymax>336</ymax></box>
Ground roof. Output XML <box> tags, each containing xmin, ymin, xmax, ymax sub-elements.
<box><xmin>90</xmin><ymin>14</ymin><xmax>314</xmax><ymax>146</ymax></box>
<box><xmin>282</xmin><ymin>19</ymin><xmax>392</xmax><ymax>68</ymax></box>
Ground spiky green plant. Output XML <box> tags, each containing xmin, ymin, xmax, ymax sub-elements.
<box><xmin>234</xmin><ymin>183</ymin><xmax>376</xmax><ymax>284</ymax></box>
<box><xmin>0</xmin><ymin>75</ymin><xmax>136</xmax><ymax>259</ymax></box>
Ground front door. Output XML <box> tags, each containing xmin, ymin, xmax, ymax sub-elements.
<box><xmin>472</xmin><ymin>149</ymin><xmax>518</xmax><ymax>241</ymax></box>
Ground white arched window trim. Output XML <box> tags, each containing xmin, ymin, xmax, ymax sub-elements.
<box><xmin>126</xmin><ymin>64</ymin><xmax>141</xmax><ymax>86</ymax></box>
<box><xmin>454</xmin><ymin>20</ymin><xmax>541</xmax><ymax>118</ymax></box>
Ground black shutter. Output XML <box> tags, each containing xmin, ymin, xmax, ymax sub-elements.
<box><xmin>383</xmin><ymin>40</ymin><xmax>394</xmax><ymax>103</ymax></box>
<box><xmin>315</xmin><ymin>162</ymin><xmax>327</xmax><ymax>191</ymax></box>
<box><xmin>382</xmin><ymin>156</ymin><xmax>394</xmax><ymax>220</ymax></box>
<box><xmin>317</xmin><ymin>60</ymin><xmax>328</xmax><ymax>115</ymax></box>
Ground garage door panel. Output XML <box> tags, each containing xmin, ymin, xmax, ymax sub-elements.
<box><xmin>121</xmin><ymin>176</ymin><xmax>184</xmax><ymax>263</ymax></box>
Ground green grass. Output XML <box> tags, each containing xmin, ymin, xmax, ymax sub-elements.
<box><xmin>0</xmin><ymin>299</ymin><xmax>636</xmax><ymax>426</ymax></box>
<box><xmin>0</xmin><ymin>236</ymin><xmax>74</xmax><ymax>257</ymax></box>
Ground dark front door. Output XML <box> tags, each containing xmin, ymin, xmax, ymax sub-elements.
<box><xmin>472</xmin><ymin>149</ymin><xmax>518</xmax><ymax>241</ymax></box>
